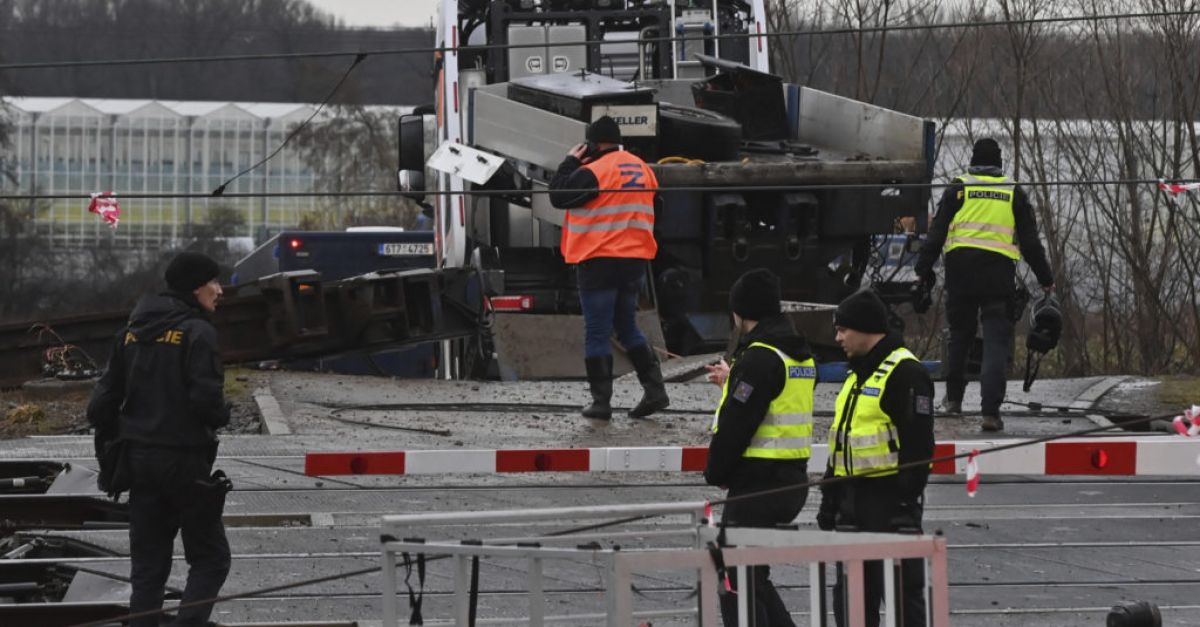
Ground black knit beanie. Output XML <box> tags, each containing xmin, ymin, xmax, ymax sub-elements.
<box><xmin>729</xmin><ymin>268</ymin><xmax>782</xmax><ymax>321</ymax></box>
<box><xmin>834</xmin><ymin>289</ymin><xmax>889</xmax><ymax>334</ymax></box>
<box><xmin>970</xmin><ymin>138</ymin><xmax>1002</xmax><ymax>168</ymax></box>
<box><xmin>587</xmin><ymin>116</ymin><xmax>622</xmax><ymax>145</ymax></box>
<box><xmin>165</xmin><ymin>252</ymin><xmax>220</xmax><ymax>292</ymax></box>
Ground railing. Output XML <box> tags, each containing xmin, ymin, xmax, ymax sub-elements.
<box><xmin>379</xmin><ymin>502</ymin><xmax>950</xmax><ymax>627</ymax></box>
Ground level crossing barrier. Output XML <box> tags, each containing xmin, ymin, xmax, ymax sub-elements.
<box><xmin>379</xmin><ymin>501</ymin><xmax>949</xmax><ymax>627</ymax></box>
<box><xmin>310</xmin><ymin>436</ymin><xmax>1200</xmax><ymax>477</ymax></box>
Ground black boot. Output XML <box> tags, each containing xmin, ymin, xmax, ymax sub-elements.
<box><xmin>582</xmin><ymin>355</ymin><xmax>613</xmax><ymax>420</ymax></box>
<box><xmin>981</xmin><ymin>413</ymin><xmax>1005</xmax><ymax>432</ymax></box>
<box><xmin>626</xmin><ymin>344</ymin><xmax>670</xmax><ymax>418</ymax></box>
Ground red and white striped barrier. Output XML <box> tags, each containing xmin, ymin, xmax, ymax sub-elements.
<box><xmin>304</xmin><ymin>437</ymin><xmax>1200</xmax><ymax>477</ymax></box>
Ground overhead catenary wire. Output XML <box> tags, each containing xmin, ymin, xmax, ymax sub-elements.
<box><xmin>4</xmin><ymin>177</ymin><xmax>1200</xmax><ymax>203</ymax></box>
<box><xmin>68</xmin><ymin>405</ymin><xmax>1196</xmax><ymax>627</ymax></box>
<box><xmin>210</xmin><ymin>53</ymin><xmax>367</xmax><ymax>197</ymax></box>
<box><xmin>1</xmin><ymin>8</ymin><xmax>1197</xmax><ymax>73</ymax></box>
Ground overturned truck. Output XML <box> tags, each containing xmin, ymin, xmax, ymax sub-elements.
<box><xmin>399</xmin><ymin>0</ymin><xmax>934</xmax><ymax>378</ymax></box>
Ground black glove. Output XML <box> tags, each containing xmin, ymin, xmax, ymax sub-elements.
<box><xmin>193</xmin><ymin>469</ymin><xmax>233</xmax><ymax>513</ymax></box>
<box><xmin>911</xmin><ymin>274</ymin><xmax>935</xmax><ymax>314</ymax></box>
<box><xmin>817</xmin><ymin>489</ymin><xmax>839</xmax><ymax>531</ymax></box>
<box><xmin>889</xmin><ymin>501</ymin><xmax>923</xmax><ymax>534</ymax></box>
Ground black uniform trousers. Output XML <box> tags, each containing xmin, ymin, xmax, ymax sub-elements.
<box><xmin>719</xmin><ymin>481</ymin><xmax>807</xmax><ymax>626</ymax></box>
<box><xmin>831</xmin><ymin>481</ymin><xmax>927</xmax><ymax>627</ymax></box>
<box><xmin>128</xmin><ymin>444</ymin><xmax>231</xmax><ymax>627</ymax></box>
<box><xmin>944</xmin><ymin>292</ymin><xmax>1015</xmax><ymax>416</ymax></box>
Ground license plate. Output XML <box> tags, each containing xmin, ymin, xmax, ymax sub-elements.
<box><xmin>378</xmin><ymin>242</ymin><xmax>434</xmax><ymax>256</ymax></box>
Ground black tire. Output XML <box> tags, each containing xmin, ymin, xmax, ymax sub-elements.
<box><xmin>657</xmin><ymin>103</ymin><xmax>742</xmax><ymax>162</ymax></box>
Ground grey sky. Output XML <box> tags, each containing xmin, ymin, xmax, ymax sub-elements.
<box><xmin>305</xmin><ymin>0</ymin><xmax>439</xmax><ymax>28</ymax></box>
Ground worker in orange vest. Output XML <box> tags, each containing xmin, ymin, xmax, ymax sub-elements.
<box><xmin>549</xmin><ymin>116</ymin><xmax>668</xmax><ymax>420</ymax></box>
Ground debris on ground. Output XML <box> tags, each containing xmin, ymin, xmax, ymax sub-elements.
<box><xmin>0</xmin><ymin>368</ymin><xmax>265</xmax><ymax>439</ymax></box>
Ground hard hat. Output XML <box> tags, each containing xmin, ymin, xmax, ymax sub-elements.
<box><xmin>1107</xmin><ymin>600</ymin><xmax>1161</xmax><ymax>627</ymax></box>
<box><xmin>1026</xmin><ymin>292</ymin><xmax>1062</xmax><ymax>354</ymax></box>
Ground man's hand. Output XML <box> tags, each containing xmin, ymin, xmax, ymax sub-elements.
<box><xmin>705</xmin><ymin>359</ymin><xmax>730</xmax><ymax>387</ymax></box>
<box><xmin>911</xmin><ymin>278</ymin><xmax>934</xmax><ymax>314</ymax></box>
<box><xmin>920</xmin><ymin>272</ymin><xmax>936</xmax><ymax>290</ymax></box>
<box><xmin>1042</xmin><ymin>283</ymin><xmax>1055</xmax><ymax>294</ymax></box>
<box><xmin>568</xmin><ymin>143</ymin><xmax>589</xmax><ymax>161</ymax></box>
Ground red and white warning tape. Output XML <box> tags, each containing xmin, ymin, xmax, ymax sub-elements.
<box><xmin>304</xmin><ymin>437</ymin><xmax>1200</xmax><ymax>477</ymax></box>
<box><xmin>964</xmin><ymin>450</ymin><xmax>980</xmax><ymax>497</ymax></box>
<box><xmin>88</xmin><ymin>191</ymin><xmax>121</xmax><ymax>229</ymax></box>
<box><xmin>1159</xmin><ymin>179</ymin><xmax>1200</xmax><ymax>195</ymax></box>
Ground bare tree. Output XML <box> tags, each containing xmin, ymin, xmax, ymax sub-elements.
<box><xmin>293</xmin><ymin>106</ymin><xmax>421</xmax><ymax>230</ymax></box>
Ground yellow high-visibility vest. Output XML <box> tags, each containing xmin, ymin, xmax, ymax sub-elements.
<box><xmin>829</xmin><ymin>347</ymin><xmax>918</xmax><ymax>477</ymax></box>
<box><xmin>945</xmin><ymin>173</ymin><xmax>1020</xmax><ymax>260</ymax></box>
<box><xmin>712</xmin><ymin>342</ymin><xmax>816</xmax><ymax>460</ymax></box>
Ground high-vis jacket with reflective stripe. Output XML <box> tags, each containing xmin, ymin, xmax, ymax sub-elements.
<box><xmin>712</xmin><ymin>342</ymin><xmax>816</xmax><ymax>460</ymax></box>
<box><xmin>830</xmin><ymin>346</ymin><xmax>919</xmax><ymax>477</ymax></box>
<box><xmin>944</xmin><ymin>173</ymin><xmax>1021</xmax><ymax>260</ymax></box>
<box><xmin>560</xmin><ymin>150</ymin><xmax>658</xmax><ymax>264</ymax></box>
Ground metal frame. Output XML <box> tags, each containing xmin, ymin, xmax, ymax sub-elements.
<box><xmin>379</xmin><ymin>502</ymin><xmax>950</xmax><ymax>627</ymax></box>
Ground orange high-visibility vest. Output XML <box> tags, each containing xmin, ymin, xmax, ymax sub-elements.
<box><xmin>561</xmin><ymin>150</ymin><xmax>658</xmax><ymax>264</ymax></box>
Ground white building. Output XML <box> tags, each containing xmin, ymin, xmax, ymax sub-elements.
<box><xmin>1</xmin><ymin>97</ymin><xmax>326</xmax><ymax>249</ymax></box>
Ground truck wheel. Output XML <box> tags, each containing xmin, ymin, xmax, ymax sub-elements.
<box><xmin>658</xmin><ymin>103</ymin><xmax>742</xmax><ymax>162</ymax></box>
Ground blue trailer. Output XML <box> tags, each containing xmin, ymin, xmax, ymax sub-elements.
<box><xmin>233</xmin><ymin>229</ymin><xmax>435</xmax><ymax>284</ymax></box>
<box><xmin>234</xmin><ymin>229</ymin><xmax>438</xmax><ymax>378</ymax></box>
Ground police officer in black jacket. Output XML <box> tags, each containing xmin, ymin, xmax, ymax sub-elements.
<box><xmin>915</xmin><ymin>138</ymin><xmax>1055</xmax><ymax>431</ymax></box>
<box><xmin>706</xmin><ymin>269</ymin><xmax>816</xmax><ymax>627</ymax></box>
<box><xmin>87</xmin><ymin>252</ymin><xmax>231</xmax><ymax>627</ymax></box>
<box><xmin>819</xmin><ymin>290</ymin><xmax>934</xmax><ymax>627</ymax></box>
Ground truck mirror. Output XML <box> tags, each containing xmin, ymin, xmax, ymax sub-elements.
<box><xmin>398</xmin><ymin>113</ymin><xmax>427</xmax><ymax>171</ymax></box>
<box><xmin>398</xmin><ymin>169</ymin><xmax>425</xmax><ymax>200</ymax></box>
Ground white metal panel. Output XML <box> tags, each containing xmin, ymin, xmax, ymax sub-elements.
<box><xmin>405</xmin><ymin>449</ymin><xmax>496</xmax><ymax>474</ymax></box>
<box><xmin>748</xmin><ymin>0</ymin><xmax>771</xmax><ymax>72</ymax></box>
<box><xmin>794</xmin><ymin>86</ymin><xmax>925</xmax><ymax>161</ymax></box>
<box><xmin>436</xmin><ymin>0</ymin><xmax>466</xmax><ymax>270</ymax></box>
<box><xmin>954</xmin><ymin>440</ymin><xmax>1043</xmax><ymax>475</ymax></box>
<box><xmin>603</xmin><ymin>447</ymin><xmax>685</xmax><ymax>472</ymax></box>
<box><xmin>508</xmin><ymin>25</ymin><xmax>547</xmax><ymax>80</ymax></box>
<box><xmin>427</xmin><ymin>141</ymin><xmax>506</xmax><ymax>185</ymax></box>
<box><xmin>1135</xmin><ymin>440</ymin><xmax>1200</xmax><ymax>476</ymax></box>
<box><xmin>589</xmin><ymin>448</ymin><xmax>608</xmax><ymax>472</ymax></box>
<box><xmin>547</xmin><ymin>24</ymin><xmax>587</xmax><ymax>75</ymax></box>
<box><xmin>473</xmin><ymin>88</ymin><xmax>586</xmax><ymax>171</ymax></box>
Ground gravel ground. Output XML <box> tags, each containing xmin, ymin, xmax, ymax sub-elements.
<box><xmin>1095</xmin><ymin>375</ymin><xmax>1200</xmax><ymax>433</ymax></box>
<box><xmin>0</xmin><ymin>368</ymin><xmax>265</xmax><ymax>439</ymax></box>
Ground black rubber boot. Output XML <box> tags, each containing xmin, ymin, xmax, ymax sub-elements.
<box><xmin>582</xmin><ymin>355</ymin><xmax>613</xmax><ymax>420</ymax></box>
<box><xmin>981</xmin><ymin>414</ymin><xmax>1005</xmax><ymax>432</ymax></box>
<box><xmin>626</xmin><ymin>344</ymin><xmax>670</xmax><ymax>418</ymax></box>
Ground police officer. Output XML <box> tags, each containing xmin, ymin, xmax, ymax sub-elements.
<box><xmin>549</xmin><ymin>115</ymin><xmax>668</xmax><ymax>420</ymax></box>
<box><xmin>820</xmin><ymin>289</ymin><xmax>934</xmax><ymax>627</ymax></box>
<box><xmin>705</xmin><ymin>268</ymin><xmax>815</xmax><ymax>627</ymax></box>
<box><xmin>915</xmin><ymin>138</ymin><xmax>1055</xmax><ymax>431</ymax></box>
<box><xmin>87</xmin><ymin>251</ymin><xmax>232</xmax><ymax>627</ymax></box>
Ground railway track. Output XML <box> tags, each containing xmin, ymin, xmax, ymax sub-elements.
<box><xmin>0</xmin><ymin>373</ymin><xmax>1189</xmax><ymax>625</ymax></box>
